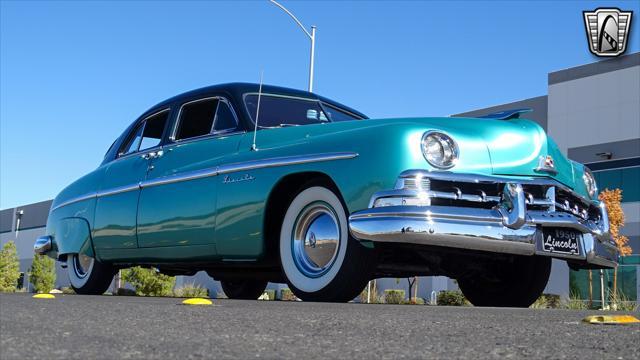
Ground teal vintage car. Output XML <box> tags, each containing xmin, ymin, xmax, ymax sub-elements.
<box><xmin>34</xmin><ymin>83</ymin><xmax>617</xmax><ymax>306</ymax></box>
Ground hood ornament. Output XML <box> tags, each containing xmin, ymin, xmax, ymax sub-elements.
<box><xmin>534</xmin><ymin>155</ymin><xmax>558</xmax><ymax>174</ymax></box>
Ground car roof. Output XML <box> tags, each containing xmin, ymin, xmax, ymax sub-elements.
<box><xmin>143</xmin><ymin>82</ymin><xmax>368</xmax><ymax>120</ymax></box>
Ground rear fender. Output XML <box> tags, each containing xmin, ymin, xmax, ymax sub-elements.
<box><xmin>52</xmin><ymin>217</ymin><xmax>94</xmax><ymax>259</ymax></box>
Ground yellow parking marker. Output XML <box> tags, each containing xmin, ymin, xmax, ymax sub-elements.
<box><xmin>181</xmin><ymin>298</ymin><xmax>213</xmax><ymax>306</ymax></box>
<box><xmin>583</xmin><ymin>315</ymin><xmax>640</xmax><ymax>325</ymax></box>
<box><xmin>32</xmin><ymin>294</ymin><xmax>55</xmax><ymax>299</ymax></box>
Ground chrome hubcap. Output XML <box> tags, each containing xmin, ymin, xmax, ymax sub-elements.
<box><xmin>73</xmin><ymin>254</ymin><xmax>94</xmax><ymax>278</ymax></box>
<box><xmin>292</xmin><ymin>202</ymin><xmax>340</xmax><ymax>277</ymax></box>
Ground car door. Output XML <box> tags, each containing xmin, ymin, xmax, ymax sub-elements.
<box><xmin>136</xmin><ymin>96</ymin><xmax>243</xmax><ymax>249</ymax></box>
<box><xmin>92</xmin><ymin>109</ymin><xmax>171</xmax><ymax>251</ymax></box>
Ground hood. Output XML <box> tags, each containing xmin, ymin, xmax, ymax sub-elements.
<box><xmin>362</xmin><ymin>117</ymin><xmax>577</xmax><ymax>188</ymax></box>
<box><xmin>243</xmin><ymin>116</ymin><xmax>581</xmax><ymax>190</ymax></box>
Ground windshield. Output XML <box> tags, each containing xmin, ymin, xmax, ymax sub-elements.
<box><xmin>245</xmin><ymin>94</ymin><xmax>330</xmax><ymax>128</ymax></box>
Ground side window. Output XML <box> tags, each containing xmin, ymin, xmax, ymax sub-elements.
<box><xmin>119</xmin><ymin>110</ymin><xmax>169</xmax><ymax>157</ymax></box>
<box><xmin>244</xmin><ymin>95</ymin><xmax>329</xmax><ymax>127</ymax></box>
<box><xmin>213</xmin><ymin>101</ymin><xmax>237</xmax><ymax>132</ymax></box>
<box><xmin>175</xmin><ymin>98</ymin><xmax>218</xmax><ymax>140</ymax></box>
<box><xmin>139</xmin><ymin>111</ymin><xmax>169</xmax><ymax>151</ymax></box>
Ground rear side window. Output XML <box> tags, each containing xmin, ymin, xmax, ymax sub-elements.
<box><xmin>119</xmin><ymin>110</ymin><xmax>169</xmax><ymax>156</ymax></box>
<box><xmin>175</xmin><ymin>98</ymin><xmax>218</xmax><ymax>140</ymax></box>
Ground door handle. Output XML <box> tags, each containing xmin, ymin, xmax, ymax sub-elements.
<box><xmin>141</xmin><ymin>150</ymin><xmax>164</xmax><ymax>160</ymax></box>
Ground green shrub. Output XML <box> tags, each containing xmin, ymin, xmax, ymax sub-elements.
<box><xmin>359</xmin><ymin>284</ymin><xmax>383</xmax><ymax>304</ymax></box>
<box><xmin>436</xmin><ymin>290</ymin><xmax>468</xmax><ymax>306</ymax></box>
<box><xmin>562</xmin><ymin>292</ymin><xmax>588</xmax><ymax>310</ymax></box>
<box><xmin>280</xmin><ymin>288</ymin><xmax>297</xmax><ymax>301</ymax></box>
<box><xmin>121</xmin><ymin>266</ymin><xmax>175</xmax><ymax>296</ymax></box>
<box><xmin>609</xmin><ymin>291</ymin><xmax>639</xmax><ymax>312</ymax></box>
<box><xmin>384</xmin><ymin>289</ymin><xmax>405</xmax><ymax>304</ymax></box>
<box><xmin>61</xmin><ymin>287</ymin><xmax>75</xmax><ymax>295</ymax></box>
<box><xmin>29</xmin><ymin>254</ymin><xmax>56</xmax><ymax>293</ymax></box>
<box><xmin>402</xmin><ymin>297</ymin><xmax>425</xmax><ymax>305</ymax></box>
<box><xmin>0</xmin><ymin>241</ymin><xmax>21</xmax><ymax>292</ymax></box>
<box><xmin>259</xmin><ymin>289</ymin><xmax>276</xmax><ymax>300</ymax></box>
<box><xmin>174</xmin><ymin>283</ymin><xmax>209</xmax><ymax>298</ymax></box>
<box><xmin>530</xmin><ymin>293</ymin><xmax>561</xmax><ymax>309</ymax></box>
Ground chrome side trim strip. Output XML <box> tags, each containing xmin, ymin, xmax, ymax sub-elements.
<box><xmin>96</xmin><ymin>183</ymin><xmax>140</xmax><ymax>198</ymax></box>
<box><xmin>51</xmin><ymin>152</ymin><xmax>358</xmax><ymax>211</ymax></box>
<box><xmin>141</xmin><ymin>167</ymin><xmax>220</xmax><ymax>188</ymax></box>
<box><xmin>218</xmin><ymin>152</ymin><xmax>358</xmax><ymax>174</ymax></box>
<box><xmin>50</xmin><ymin>192</ymin><xmax>98</xmax><ymax>211</ymax></box>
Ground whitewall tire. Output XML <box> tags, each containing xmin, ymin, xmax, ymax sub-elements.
<box><xmin>279</xmin><ymin>185</ymin><xmax>373</xmax><ymax>302</ymax></box>
<box><xmin>67</xmin><ymin>253</ymin><xmax>115</xmax><ymax>295</ymax></box>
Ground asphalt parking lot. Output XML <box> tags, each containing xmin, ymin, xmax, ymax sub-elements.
<box><xmin>1</xmin><ymin>293</ymin><xmax>639</xmax><ymax>359</ymax></box>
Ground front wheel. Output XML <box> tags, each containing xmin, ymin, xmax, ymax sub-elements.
<box><xmin>279</xmin><ymin>185</ymin><xmax>373</xmax><ymax>302</ymax></box>
<box><xmin>457</xmin><ymin>255</ymin><xmax>551</xmax><ymax>307</ymax></box>
<box><xmin>67</xmin><ymin>253</ymin><xmax>115</xmax><ymax>295</ymax></box>
<box><xmin>220</xmin><ymin>279</ymin><xmax>268</xmax><ymax>300</ymax></box>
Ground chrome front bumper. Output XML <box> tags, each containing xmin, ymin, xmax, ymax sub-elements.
<box><xmin>349</xmin><ymin>170</ymin><xmax>618</xmax><ymax>268</ymax></box>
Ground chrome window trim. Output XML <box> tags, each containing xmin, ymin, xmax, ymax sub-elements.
<box><xmin>50</xmin><ymin>152</ymin><xmax>358</xmax><ymax>212</ymax></box>
<box><xmin>212</xmin><ymin>98</ymin><xmax>240</xmax><ymax>133</ymax></box>
<box><xmin>163</xmin><ymin>130</ymin><xmax>246</xmax><ymax>147</ymax></box>
<box><xmin>170</xmin><ymin>96</ymin><xmax>240</xmax><ymax>142</ymax></box>
<box><xmin>117</xmin><ymin>108</ymin><xmax>171</xmax><ymax>158</ymax></box>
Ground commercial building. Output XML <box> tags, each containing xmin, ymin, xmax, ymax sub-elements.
<box><xmin>454</xmin><ymin>52</ymin><xmax>640</xmax><ymax>303</ymax></box>
<box><xmin>2</xmin><ymin>53</ymin><xmax>638</xmax><ymax>302</ymax></box>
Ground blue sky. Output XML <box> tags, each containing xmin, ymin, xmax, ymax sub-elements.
<box><xmin>1</xmin><ymin>0</ymin><xmax>639</xmax><ymax>209</ymax></box>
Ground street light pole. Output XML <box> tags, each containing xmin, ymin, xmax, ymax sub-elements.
<box><xmin>269</xmin><ymin>0</ymin><xmax>316</xmax><ymax>92</ymax></box>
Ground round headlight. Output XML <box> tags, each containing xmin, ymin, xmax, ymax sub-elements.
<box><xmin>421</xmin><ymin>131</ymin><xmax>459</xmax><ymax>169</ymax></box>
<box><xmin>583</xmin><ymin>167</ymin><xmax>597</xmax><ymax>198</ymax></box>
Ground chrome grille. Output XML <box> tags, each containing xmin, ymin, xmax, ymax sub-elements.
<box><xmin>391</xmin><ymin>172</ymin><xmax>599</xmax><ymax>222</ymax></box>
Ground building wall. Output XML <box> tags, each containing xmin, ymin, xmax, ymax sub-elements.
<box><xmin>547</xmin><ymin>53</ymin><xmax>639</xmax><ymax>259</ymax></box>
<box><xmin>453</xmin><ymin>95</ymin><xmax>548</xmax><ymax>130</ymax></box>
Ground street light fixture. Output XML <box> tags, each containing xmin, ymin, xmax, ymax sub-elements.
<box><xmin>269</xmin><ymin>0</ymin><xmax>316</xmax><ymax>92</ymax></box>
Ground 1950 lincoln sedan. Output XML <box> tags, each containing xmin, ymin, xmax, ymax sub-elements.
<box><xmin>34</xmin><ymin>83</ymin><xmax>617</xmax><ymax>306</ymax></box>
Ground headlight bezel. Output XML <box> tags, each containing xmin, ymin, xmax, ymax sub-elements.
<box><xmin>583</xmin><ymin>167</ymin><xmax>597</xmax><ymax>198</ymax></box>
<box><xmin>421</xmin><ymin>131</ymin><xmax>459</xmax><ymax>169</ymax></box>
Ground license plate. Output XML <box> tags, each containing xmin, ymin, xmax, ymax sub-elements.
<box><xmin>542</xmin><ymin>229</ymin><xmax>581</xmax><ymax>255</ymax></box>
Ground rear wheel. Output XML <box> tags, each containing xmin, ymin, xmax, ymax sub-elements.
<box><xmin>220</xmin><ymin>279</ymin><xmax>268</xmax><ymax>300</ymax></box>
<box><xmin>279</xmin><ymin>185</ymin><xmax>373</xmax><ymax>302</ymax></box>
<box><xmin>67</xmin><ymin>253</ymin><xmax>115</xmax><ymax>295</ymax></box>
<box><xmin>457</xmin><ymin>255</ymin><xmax>551</xmax><ymax>307</ymax></box>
